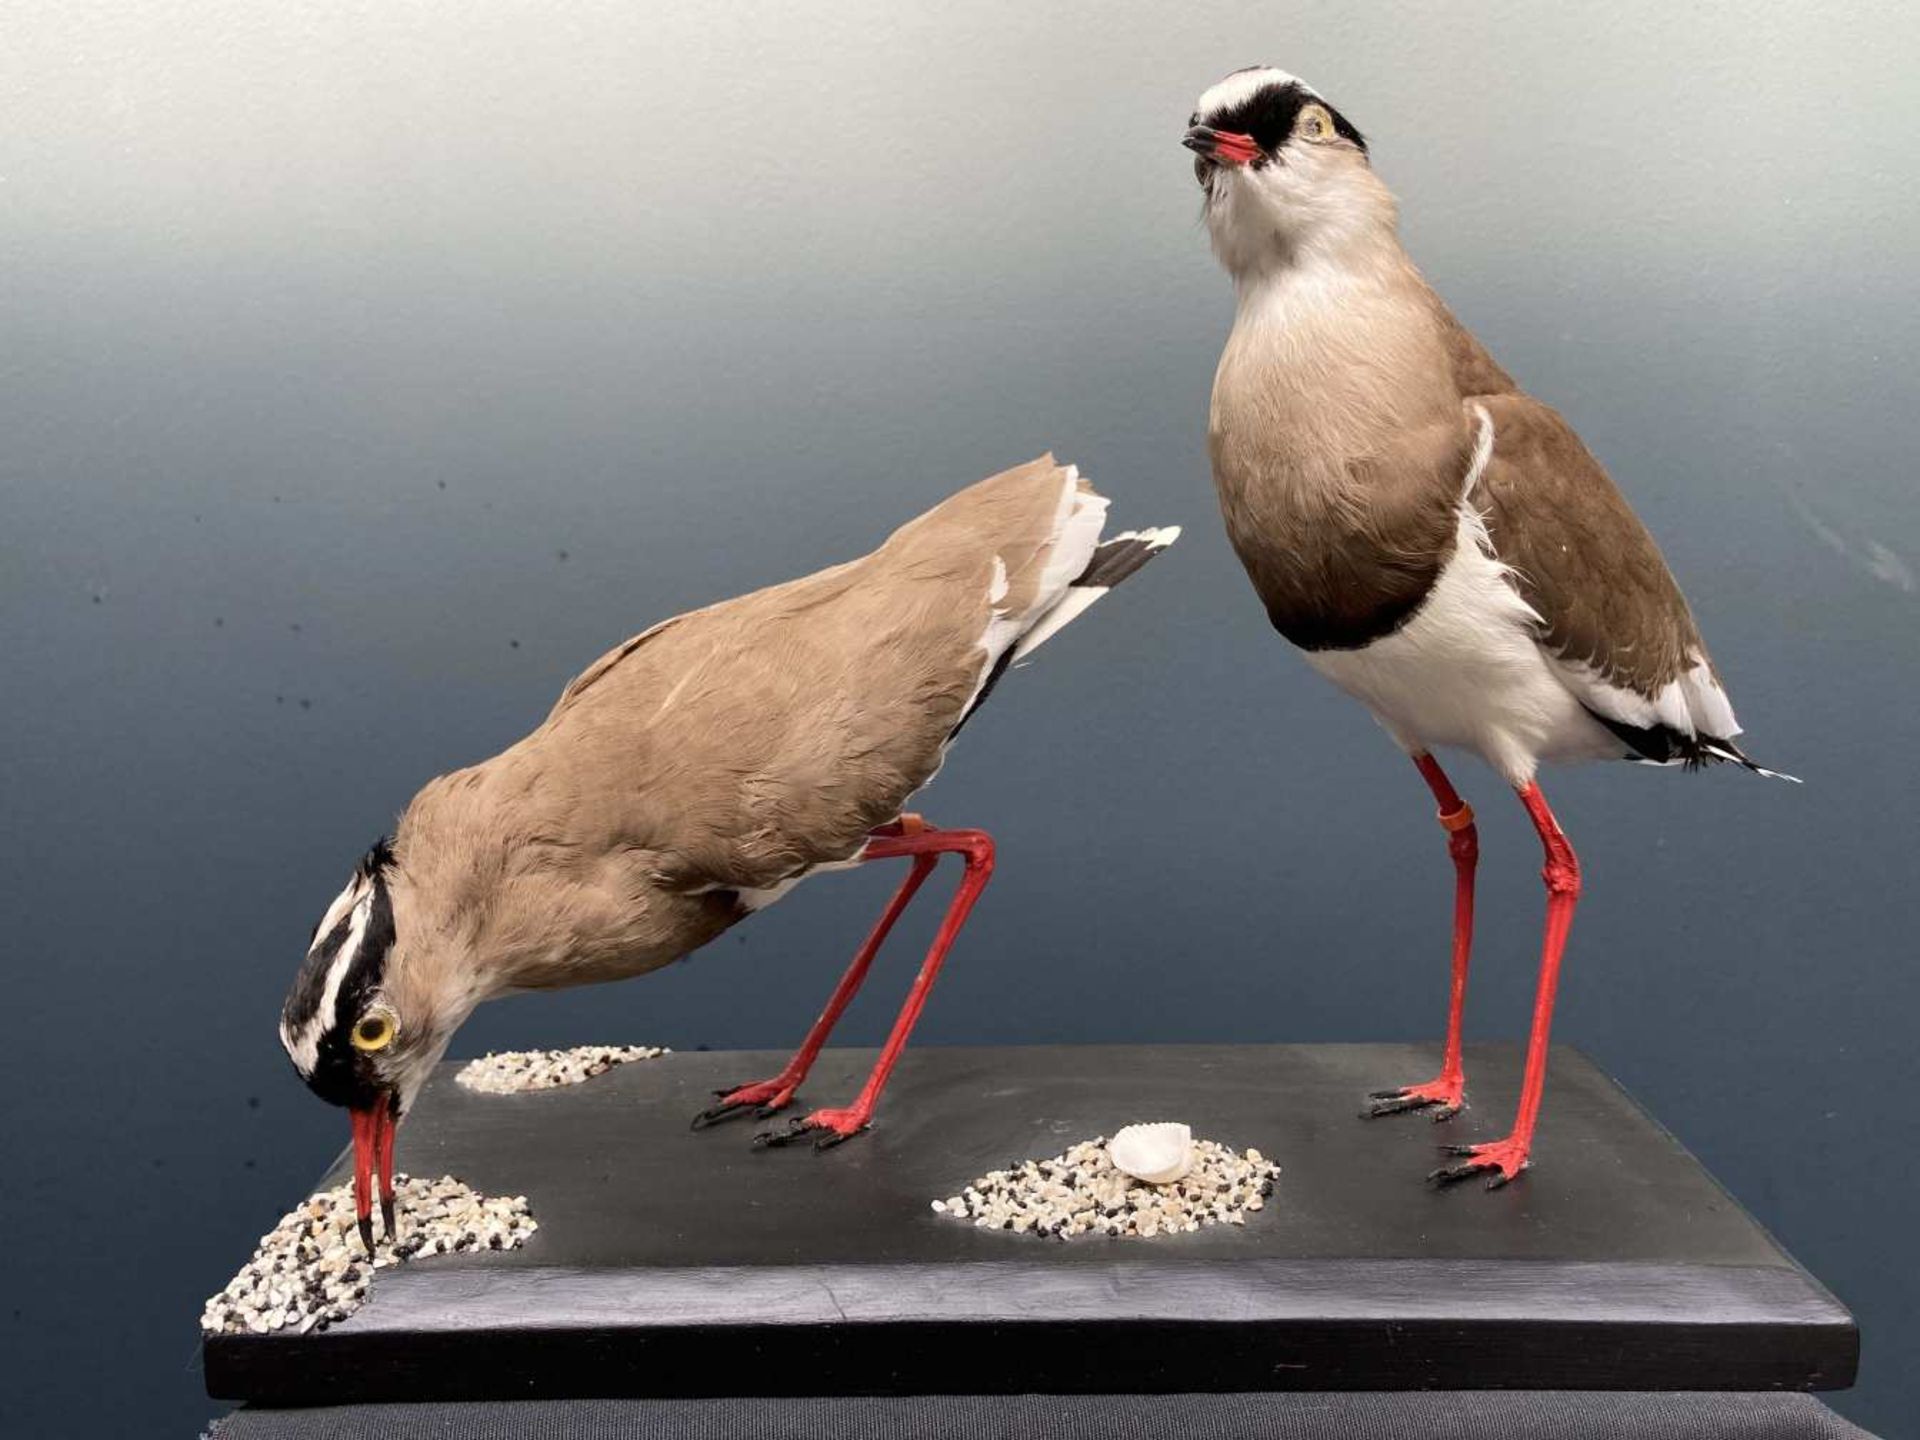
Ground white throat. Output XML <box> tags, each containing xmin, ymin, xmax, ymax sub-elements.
<box><xmin>1218</xmin><ymin>220</ymin><xmax>1407</xmax><ymax>342</ymax></box>
<box><xmin>1205</xmin><ymin>162</ymin><xmax>1399</xmax><ymax>300</ymax></box>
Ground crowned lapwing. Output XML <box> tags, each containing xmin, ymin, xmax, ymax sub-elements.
<box><xmin>280</xmin><ymin>456</ymin><xmax>1176</xmax><ymax>1248</ymax></box>
<box><xmin>1185</xmin><ymin>67</ymin><xmax>1792</xmax><ymax>1187</ymax></box>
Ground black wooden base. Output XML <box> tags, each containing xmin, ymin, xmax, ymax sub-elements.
<box><xmin>211</xmin><ymin>1392</ymin><xmax>1882</xmax><ymax>1440</ymax></box>
<box><xmin>203</xmin><ymin>1044</ymin><xmax>1855</xmax><ymax>1404</ymax></box>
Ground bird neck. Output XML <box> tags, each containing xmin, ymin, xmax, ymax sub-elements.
<box><xmin>1215</xmin><ymin>234</ymin><xmax>1457</xmax><ymax>459</ymax></box>
<box><xmin>1216</xmin><ymin>162</ymin><xmax>1403</xmax><ymax>300</ymax></box>
<box><xmin>1228</xmin><ymin>222</ymin><xmax>1412</xmax><ymax>325</ymax></box>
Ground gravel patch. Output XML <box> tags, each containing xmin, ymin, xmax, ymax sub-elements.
<box><xmin>932</xmin><ymin>1135</ymin><xmax>1279</xmax><ymax>1240</ymax></box>
<box><xmin>200</xmin><ymin>1174</ymin><xmax>536</xmax><ymax>1336</ymax></box>
<box><xmin>454</xmin><ymin>1044</ymin><xmax>669</xmax><ymax>1093</ymax></box>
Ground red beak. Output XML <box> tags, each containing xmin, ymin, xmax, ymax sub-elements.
<box><xmin>349</xmin><ymin>1101</ymin><xmax>400</xmax><ymax>1254</ymax></box>
<box><xmin>1183</xmin><ymin>125</ymin><xmax>1261</xmax><ymax>167</ymax></box>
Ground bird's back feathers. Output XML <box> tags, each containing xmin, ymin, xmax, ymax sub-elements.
<box><xmin>391</xmin><ymin>457</ymin><xmax>1175</xmax><ymax>991</ymax></box>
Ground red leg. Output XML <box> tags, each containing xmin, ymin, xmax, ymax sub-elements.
<box><xmin>1367</xmin><ymin>752</ymin><xmax>1479</xmax><ymax>1120</ymax></box>
<box><xmin>758</xmin><ymin>823</ymin><xmax>995</xmax><ymax>1149</ymax></box>
<box><xmin>692</xmin><ymin>839</ymin><xmax>939</xmax><ymax>1128</ymax></box>
<box><xmin>1433</xmin><ymin>780</ymin><xmax>1581</xmax><ymax>1188</ymax></box>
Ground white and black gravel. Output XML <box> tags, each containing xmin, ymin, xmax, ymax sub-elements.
<box><xmin>454</xmin><ymin>1044</ymin><xmax>669</xmax><ymax>1093</ymax></box>
<box><xmin>932</xmin><ymin>1136</ymin><xmax>1279</xmax><ymax>1240</ymax></box>
<box><xmin>200</xmin><ymin>1175</ymin><xmax>537</xmax><ymax>1337</ymax></box>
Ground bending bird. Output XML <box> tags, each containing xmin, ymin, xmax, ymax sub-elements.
<box><xmin>279</xmin><ymin>456</ymin><xmax>1177</xmax><ymax>1249</ymax></box>
<box><xmin>1183</xmin><ymin>67</ymin><xmax>1793</xmax><ymax>1187</ymax></box>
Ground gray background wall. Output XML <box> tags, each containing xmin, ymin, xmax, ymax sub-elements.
<box><xmin>3</xmin><ymin>2</ymin><xmax>1916</xmax><ymax>1433</ymax></box>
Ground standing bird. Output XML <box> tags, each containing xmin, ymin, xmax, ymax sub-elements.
<box><xmin>280</xmin><ymin>456</ymin><xmax>1177</xmax><ymax>1249</ymax></box>
<box><xmin>1183</xmin><ymin>67</ymin><xmax>1792</xmax><ymax>1187</ymax></box>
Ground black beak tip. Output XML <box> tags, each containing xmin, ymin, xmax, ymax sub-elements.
<box><xmin>1182</xmin><ymin>125</ymin><xmax>1216</xmax><ymax>156</ymax></box>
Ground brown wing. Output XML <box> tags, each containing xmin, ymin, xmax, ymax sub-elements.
<box><xmin>1472</xmin><ymin>392</ymin><xmax>1740</xmax><ymax>745</ymax></box>
<box><xmin>1427</xmin><ymin>287</ymin><xmax>1520</xmax><ymax>399</ymax></box>
<box><xmin>522</xmin><ymin>456</ymin><xmax>1090</xmax><ymax>893</ymax></box>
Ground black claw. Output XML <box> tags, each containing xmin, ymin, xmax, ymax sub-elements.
<box><xmin>691</xmin><ymin>1101</ymin><xmax>755</xmax><ymax>1131</ymax></box>
<box><xmin>754</xmin><ymin>1119</ymin><xmax>812</xmax><ymax>1149</ymax></box>
<box><xmin>1439</xmin><ymin>1143</ymin><xmax>1480</xmax><ymax>1156</ymax></box>
<box><xmin>1365</xmin><ymin>1094</ymin><xmax>1434</xmax><ymax>1118</ymax></box>
<box><xmin>813</xmin><ymin>1125</ymin><xmax>866</xmax><ymax>1151</ymax></box>
<box><xmin>1367</xmin><ymin>1087</ymin><xmax>1410</xmax><ymax>1100</ymax></box>
<box><xmin>358</xmin><ymin>1214</ymin><xmax>377</xmax><ymax>1254</ymax></box>
<box><xmin>380</xmin><ymin>1196</ymin><xmax>398</xmax><ymax>1241</ymax></box>
<box><xmin>1428</xmin><ymin>1160</ymin><xmax>1487</xmax><ymax>1186</ymax></box>
<box><xmin>1487</xmin><ymin>1169</ymin><xmax>1515</xmax><ymax>1191</ymax></box>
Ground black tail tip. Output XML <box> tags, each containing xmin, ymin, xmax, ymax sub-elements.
<box><xmin>1073</xmin><ymin>526</ymin><xmax>1181</xmax><ymax>590</ymax></box>
<box><xmin>1699</xmin><ymin>740</ymin><xmax>1801</xmax><ymax>783</ymax></box>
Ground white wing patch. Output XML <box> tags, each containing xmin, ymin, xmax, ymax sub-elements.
<box><xmin>1308</xmin><ymin>424</ymin><xmax>1594</xmax><ymax>788</ymax></box>
<box><xmin>1012</xmin><ymin>526</ymin><xmax>1182</xmax><ymax>662</ymax></box>
<box><xmin>959</xmin><ymin>464</ymin><xmax>1108</xmax><ymax>716</ymax></box>
<box><xmin>1457</xmin><ymin>401</ymin><xmax>1743</xmax><ymax>750</ymax></box>
<box><xmin>1548</xmin><ymin>651</ymin><xmax>1742</xmax><ymax>745</ymax></box>
<box><xmin>1313</xmin><ymin>402</ymin><xmax>1755</xmax><ymax>781</ymax></box>
<box><xmin>1681</xmin><ymin>659</ymin><xmax>1740</xmax><ymax>737</ymax></box>
<box><xmin>1463</xmin><ymin>399</ymin><xmax>1742</xmax><ymax>757</ymax></box>
<box><xmin>732</xmin><ymin>874</ymin><xmax>808</xmax><ymax>914</ymax></box>
<box><xmin>730</xmin><ymin>854</ymin><xmax>866</xmax><ymax>914</ymax></box>
<box><xmin>1308</xmin><ymin>403</ymin><xmax>1636</xmax><ymax>785</ymax></box>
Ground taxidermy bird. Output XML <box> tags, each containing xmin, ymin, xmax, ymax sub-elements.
<box><xmin>280</xmin><ymin>456</ymin><xmax>1177</xmax><ymax>1248</ymax></box>
<box><xmin>1183</xmin><ymin>67</ymin><xmax>1792</xmax><ymax>1187</ymax></box>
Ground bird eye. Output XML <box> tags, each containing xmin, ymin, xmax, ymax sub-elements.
<box><xmin>351</xmin><ymin>1009</ymin><xmax>396</xmax><ymax>1052</ymax></box>
<box><xmin>1298</xmin><ymin>104</ymin><xmax>1335</xmax><ymax>141</ymax></box>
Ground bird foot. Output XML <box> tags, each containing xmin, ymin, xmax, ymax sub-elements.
<box><xmin>753</xmin><ymin>1106</ymin><xmax>872</xmax><ymax>1150</ymax></box>
<box><xmin>1365</xmin><ymin>1074</ymin><xmax>1465</xmax><ymax>1120</ymax></box>
<box><xmin>1430</xmin><ymin>1135</ymin><xmax>1531</xmax><ymax>1189</ymax></box>
<box><xmin>689</xmin><ymin>1076</ymin><xmax>799</xmax><ymax>1130</ymax></box>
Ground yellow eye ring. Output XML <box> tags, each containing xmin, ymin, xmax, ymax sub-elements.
<box><xmin>1299</xmin><ymin>104</ymin><xmax>1334</xmax><ymax>141</ymax></box>
<box><xmin>351</xmin><ymin>1008</ymin><xmax>397</xmax><ymax>1052</ymax></box>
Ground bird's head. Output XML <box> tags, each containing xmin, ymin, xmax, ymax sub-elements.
<box><xmin>278</xmin><ymin>838</ymin><xmax>473</xmax><ymax>1246</ymax></box>
<box><xmin>1183</xmin><ymin>67</ymin><xmax>1383</xmax><ymax>280</ymax></box>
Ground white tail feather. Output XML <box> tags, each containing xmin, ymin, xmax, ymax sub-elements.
<box><xmin>1011</xmin><ymin>525</ymin><xmax>1181</xmax><ymax>662</ymax></box>
<box><xmin>1701</xmin><ymin>742</ymin><xmax>1802</xmax><ymax>783</ymax></box>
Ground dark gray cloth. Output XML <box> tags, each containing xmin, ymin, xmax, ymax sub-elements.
<box><xmin>211</xmin><ymin>1392</ymin><xmax>1878</xmax><ymax>1440</ymax></box>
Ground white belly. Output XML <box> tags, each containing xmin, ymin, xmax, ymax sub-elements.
<box><xmin>733</xmin><ymin>850</ymin><xmax>870</xmax><ymax>913</ymax></box>
<box><xmin>1305</xmin><ymin>508</ymin><xmax>1621</xmax><ymax>787</ymax></box>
